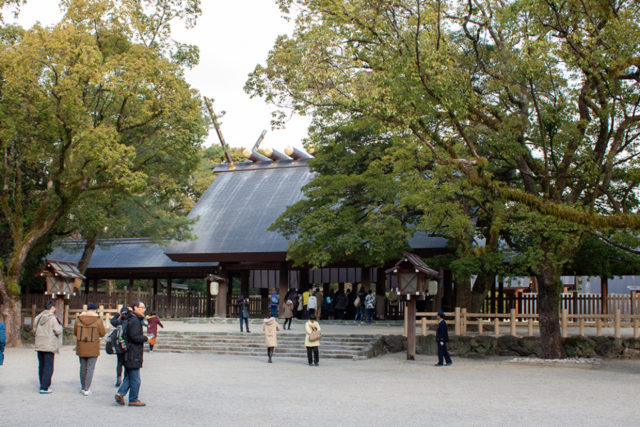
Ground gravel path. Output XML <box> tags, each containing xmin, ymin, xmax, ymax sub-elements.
<box><xmin>2</xmin><ymin>344</ymin><xmax>639</xmax><ymax>426</ymax></box>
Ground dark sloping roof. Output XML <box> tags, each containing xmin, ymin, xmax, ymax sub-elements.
<box><xmin>49</xmin><ymin>239</ymin><xmax>218</xmax><ymax>278</ymax></box>
<box><xmin>166</xmin><ymin>159</ymin><xmax>449</xmax><ymax>263</ymax></box>
<box><xmin>166</xmin><ymin>161</ymin><xmax>313</xmax><ymax>262</ymax></box>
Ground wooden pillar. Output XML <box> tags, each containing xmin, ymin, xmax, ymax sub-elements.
<box><xmin>375</xmin><ymin>268</ymin><xmax>386</xmax><ymax>320</ymax></box>
<box><xmin>600</xmin><ymin>276</ymin><xmax>608</xmax><ymax>314</ymax></box>
<box><xmin>279</xmin><ymin>263</ymin><xmax>289</xmax><ymax>315</ymax></box>
<box><xmin>84</xmin><ymin>279</ymin><xmax>90</xmax><ymax>304</ymax></box>
<box><xmin>215</xmin><ymin>269</ymin><xmax>229</xmax><ymax>317</ymax></box>
<box><xmin>260</xmin><ymin>287</ymin><xmax>268</xmax><ymax>316</ymax></box>
<box><xmin>406</xmin><ymin>296</ymin><xmax>416</xmax><ymax>360</ymax></box>
<box><xmin>93</xmin><ymin>279</ymin><xmax>98</xmax><ymax>303</ymax></box>
<box><xmin>240</xmin><ymin>270</ymin><xmax>250</xmax><ymax>298</ymax></box>
<box><xmin>498</xmin><ymin>278</ymin><xmax>504</xmax><ymax>314</ymax></box>
<box><xmin>206</xmin><ymin>277</ymin><xmax>213</xmax><ymax>317</ymax></box>
<box><xmin>166</xmin><ymin>276</ymin><xmax>173</xmax><ymax>318</ymax></box>
<box><xmin>300</xmin><ymin>268</ymin><xmax>310</xmax><ymax>291</ymax></box>
<box><xmin>152</xmin><ymin>278</ymin><xmax>158</xmax><ymax>312</ymax></box>
<box><xmin>361</xmin><ymin>267</ymin><xmax>371</xmax><ymax>292</ymax></box>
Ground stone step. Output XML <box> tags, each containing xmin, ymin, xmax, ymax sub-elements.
<box><xmin>157</xmin><ymin>338</ymin><xmax>368</xmax><ymax>346</ymax></box>
<box><xmin>153</xmin><ymin>348</ymin><xmax>359</xmax><ymax>359</ymax></box>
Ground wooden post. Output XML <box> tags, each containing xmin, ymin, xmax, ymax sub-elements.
<box><xmin>494</xmin><ymin>316</ymin><xmax>500</xmax><ymax>337</ymax></box>
<box><xmin>98</xmin><ymin>305</ymin><xmax>105</xmax><ymax>326</ymax></box>
<box><xmin>31</xmin><ymin>304</ymin><xmax>36</xmax><ymax>326</ymax></box>
<box><xmin>406</xmin><ymin>297</ymin><xmax>417</xmax><ymax>360</ymax></box>
<box><xmin>478</xmin><ymin>317</ymin><xmax>483</xmax><ymax>335</ymax></box>
<box><xmin>614</xmin><ymin>309</ymin><xmax>621</xmax><ymax>338</ymax></box>
<box><xmin>461</xmin><ymin>308</ymin><xmax>467</xmax><ymax>334</ymax></box>
<box><xmin>152</xmin><ymin>278</ymin><xmax>158</xmax><ymax>312</ymax></box>
<box><xmin>510</xmin><ymin>309</ymin><xmax>517</xmax><ymax>336</ymax></box>
<box><xmin>421</xmin><ymin>316</ymin><xmax>427</xmax><ymax>336</ymax></box>
<box><xmin>631</xmin><ymin>291</ymin><xmax>637</xmax><ymax>315</ymax></box>
<box><xmin>600</xmin><ymin>276</ymin><xmax>608</xmax><ymax>314</ymax></box>
<box><xmin>454</xmin><ymin>307</ymin><xmax>461</xmax><ymax>335</ymax></box>
<box><xmin>596</xmin><ymin>318</ymin><xmax>602</xmax><ymax>336</ymax></box>
<box><xmin>215</xmin><ymin>270</ymin><xmax>228</xmax><ymax>318</ymax></box>
<box><xmin>404</xmin><ymin>302</ymin><xmax>408</xmax><ymax>337</ymax></box>
<box><xmin>579</xmin><ymin>318</ymin><xmax>585</xmax><ymax>336</ymax></box>
<box><xmin>528</xmin><ymin>318</ymin><xmax>533</xmax><ymax>337</ymax></box>
<box><xmin>561</xmin><ymin>309</ymin><xmax>568</xmax><ymax>338</ymax></box>
<box><xmin>167</xmin><ymin>276</ymin><xmax>173</xmax><ymax>318</ymax></box>
<box><xmin>633</xmin><ymin>318</ymin><xmax>639</xmax><ymax>339</ymax></box>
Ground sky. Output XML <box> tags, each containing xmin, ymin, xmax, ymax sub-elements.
<box><xmin>4</xmin><ymin>0</ymin><xmax>310</xmax><ymax>152</ymax></box>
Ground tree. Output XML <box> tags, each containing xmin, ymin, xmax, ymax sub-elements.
<box><xmin>0</xmin><ymin>0</ymin><xmax>205</xmax><ymax>345</ymax></box>
<box><xmin>248</xmin><ymin>0</ymin><xmax>640</xmax><ymax>357</ymax></box>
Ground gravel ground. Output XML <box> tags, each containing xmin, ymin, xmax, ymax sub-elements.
<box><xmin>2</xmin><ymin>343</ymin><xmax>639</xmax><ymax>426</ymax></box>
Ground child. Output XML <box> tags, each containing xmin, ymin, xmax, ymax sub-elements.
<box><xmin>146</xmin><ymin>312</ymin><xmax>164</xmax><ymax>352</ymax></box>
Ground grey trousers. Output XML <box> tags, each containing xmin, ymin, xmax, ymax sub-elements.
<box><xmin>79</xmin><ymin>357</ymin><xmax>97</xmax><ymax>391</ymax></box>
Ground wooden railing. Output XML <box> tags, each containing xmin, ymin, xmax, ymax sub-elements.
<box><xmin>481</xmin><ymin>292</ymin><xmax>640</xmax><ymax>315</ymax></box>
<box><xmin>21</xmin><ymin>304</ymin><xmax>123</xmax><ymax>328</ymax></box>
<box><xmin>407</xmin><ymin>308</ymin><xmax>640</xmax><ymax>339</ymax></box>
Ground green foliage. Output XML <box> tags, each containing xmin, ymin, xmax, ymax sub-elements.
<box><xmin>0</xmin><ymin>0</ymin><xmax>206</xmax><ymax>294</ymax></box>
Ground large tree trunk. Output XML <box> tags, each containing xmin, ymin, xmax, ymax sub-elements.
<box><xmin>77</xmin><ymin>233</ymin><xmax>99</xmax><ymax>274</ymax></box>
<box><xmin>536</xmin><ymin>270</ymin><xmax>566</xmax><ymax>359</ymax></box>
<box><xmin>0</xmin><ymin>277</ymin><xmax>22</xmax><ymax>347</ymax></box>
<box><xmin>455</xmin><ymin>273</ymin><xmax>493</xmax><ymax>313</ymax></box>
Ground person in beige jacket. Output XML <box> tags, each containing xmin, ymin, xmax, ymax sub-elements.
<box><xmin>34</xmin><ymin>300</ymin><xmax>63</xmax><ymax>394</ymax></box>
<box><xmin>263</xmin><ymin>317</ymin><xmax>281</xmax><ymax>363</ymax></box>
<box><xmin>74</xmin><ymin>304</ymin><xmax>106</xmax><ymax>395</ymax></box>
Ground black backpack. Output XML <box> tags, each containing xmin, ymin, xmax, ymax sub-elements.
<box><xmin>105</xmin><ymin>319</ymin><xmax>128</xmax><ymax>354</ymax></box>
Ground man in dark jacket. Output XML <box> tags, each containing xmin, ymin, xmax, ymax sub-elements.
<box><xmin>115</xmin><ymin>300</ymin><xmax>149</xmax><ymax>406</ymax></box>
<box><xmin>435</xmin><ymin>311</ymin><xmax>452</xmax><ymax>366</ymax></box>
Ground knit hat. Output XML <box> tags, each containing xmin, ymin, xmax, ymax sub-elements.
<box><xmin>437</xmin><ymin>311</ymin><xmax>445</xmax><ymax>319</ymax></box>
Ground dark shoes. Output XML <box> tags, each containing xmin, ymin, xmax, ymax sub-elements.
<box><xmin>446</xmin><ymin>362</ymin><xmax>453</xmax><ymax>366</ymax></box>
<box><xmin>129</xmin><ymin>400</ymin><xmax>146</xmax><ymax>407</ymax></box>
<box><xmin>434</xmin><ymin>364</ymin><xmax>444</xmax><ymax>367</ymax></box>
<box><xmin>314</xmin><ymin>363</ymin><xmax>319</xmax><ymax>367</ymax></box>
<box><xmin>114</xmin><ymin>393</ymin><xmax>125</xmax><ymax>405</ymax></box>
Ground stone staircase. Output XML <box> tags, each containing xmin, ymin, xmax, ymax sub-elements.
<box><xmin>153</xmin><ymin>331</ymin><xmax>379</xmax><ymax>360</ymax></box>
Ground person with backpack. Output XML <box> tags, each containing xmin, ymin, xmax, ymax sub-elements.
<box><xmin>115</xmin><ymin>300</ymin><xmax>151</xmax><ymax>407</ymax></box>
<box><xmin>364</xmin><ymin>290</ymin><xmax>376</xmax><ymax>324</ymax></box>
<box><xmin>146</xmin><ymin>311</ymin><xmax>164</xmax><ymax>352</ymax></box>
<box><xmin>323</xmin><ymin>290</ymin><xmax>335</xmax><ymax>320</ymax></box>
<box><xmin>238</xmin><ymin>296</ymin><xmax>250</xmax><ymax>333</ymax></box>
<box><xmin>34</xmin><ymin>300</ymin><xmax>63</xmax><ymax>394</ymax></box>
<box><xmin>268</xmin><ymin>290</ymin><xmax>279</xmax><ymax>318</ymax></box>
<box><xmin>110</xmin><ymin>306</ymin><xmax>131</xmax><ymax>386</ymax></box>
<box><xmin>307</xmin><ymin>291</ymin><xmax>318</xmax><ymax>318</ymax></box>
<box><xmin>74</xmin><ymin>303</ymin><xmax>106</xmax><ymax>396</ymax></box>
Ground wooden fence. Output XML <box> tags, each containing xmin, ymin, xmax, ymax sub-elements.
<box><xmin>482</xmin><ymin>292</ymin><xmax>640</xmax><ymax>315</ymax></box>
<box><xmin>407</xmin><ymin>308</ymin><xmax>640</xmax><ymax>339</ymax></box>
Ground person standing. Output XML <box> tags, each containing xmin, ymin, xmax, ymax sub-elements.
<box><xmin>262</xmin><ymin>316</ymin><xmax>281</xmax><ymax>363</ymax></box>
<box><xmin>334</xmin><ymin>289</ymin><xmax>347</xmax><ymax>320</ymax></box>
<box><xmin>354</xmin><ymin>286</ymin><xmax>367</xmax><ymax>322</ymax></box>
<box><xmin>304</xmin><ymin>314</ymin><xmax>321</xmax><ymax>367</ymax></box>
<box><xmin>435</xmin><ymin>311</ymin><xmax>452</xmax><ymax>366</ymax></box>
<box><xmin>0</xmin><ymin>319</ymin><xmax>5</xmax><ymax>366</ymax></box>
<box><xmin>269</xmin><ymin>290</ymin><xmax>279</xmax><ymax>318</ymax></box>
<box><xmin>74</xmin><ymin>304</ymin><xmax>106</xmax><ymax>395</ymax></box>
<box><xmin>282</xmin><ymin>299</ymin><xmax>294</xmax><ymax>330</ymax></box>
<box><xmin>238</xmin><ymin>296</ymin><xmax>251</xmax><ymax>333</ymax></box>
<box><xmin>115</xmin><ymin>300</ymin><xmax>150</xmax><ymax>407</ymax></box>
<box><xmin>289</xmin><ymin>289</ymin><xmax>299</xmax><ymax>319</ymax></box>
<box><xmin>307</xmin><ymin>292</ymin><xmax>318</xmax><ymax>318</ymax></box>
<box><xmin>110</xmin><ymin>306</ymin><xmax>130</xmax><ymax>386</ymax></box>
<box><xmin>364</xmin><ymin>290</ymin><xmax>376</xmax><ymax>324</ymax></box>
<box><xmin>146</xmin><ymin>312</ymin><xmax>164</xmax><ymax>352</ymax></box>
<box><xmin>34</xmin><ymin>300</ymin><xmax>63</xmax><ymax>394</ymax></box>
<box><xmin>302</xmin><ymin>288</ymin><xmax>310</xmax><ymax>319</ymax></box>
